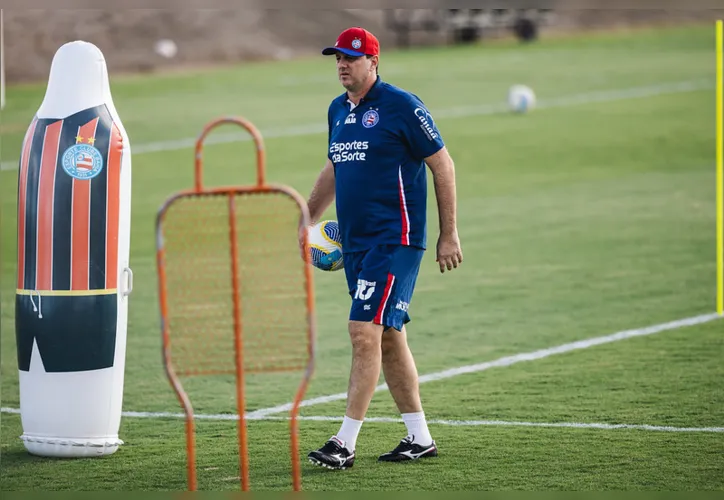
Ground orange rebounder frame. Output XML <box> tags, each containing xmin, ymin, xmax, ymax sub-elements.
<box><xmin>155</xmin><ymin>117</ymin><xmax>316</xmax><ymax>491</ymax></box>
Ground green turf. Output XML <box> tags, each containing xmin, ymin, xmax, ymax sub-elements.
<box><xmin>1</xmin><ymin>24</ymin><xmax>723</xmax><ymax>491</ymax></box>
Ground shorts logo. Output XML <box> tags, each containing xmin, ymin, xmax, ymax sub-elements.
<box><xmin>351</xmin><ymin>38</ymin><xmax>362</xmax><ymax>50</ymax></box>
<box><xmin>354</xmin><ymin>279</ymin><xmax>376</xmax><ymax>301</ymax></box>
<box><xmin>362</xmin><ymin>110</ymin><xmax>379</xmax><ymax>128</ymax></box>
<box><xmin>395</xmin><ymin>300</ymin><xmax>409</xmax><ymax>312</ymax></box>
<box><xmin>61</xmin><ymin>144</ymin><xmax>104</xmax><ymax>180</ymax></box>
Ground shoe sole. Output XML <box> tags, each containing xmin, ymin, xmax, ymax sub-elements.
<box><xmin>308</xmin><ymin>456</ymin><xmax>352</xmax><ymax>470</ymax></box>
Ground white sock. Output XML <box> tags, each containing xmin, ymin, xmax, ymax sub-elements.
<box><xmin>402</xmin><ymin>411</ymin><xmax>433</xmax><ymax>446</ymax></box>
<box><xmin>335</xmin><ymin>416</ymin><xmax>363</xmax><ymax>452</ymax></box>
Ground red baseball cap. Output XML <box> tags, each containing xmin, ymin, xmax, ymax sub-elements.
<box><xmin>322</xmin><ymin>27</ymin><xmax>380</xmax><ymax>57</ymax></box>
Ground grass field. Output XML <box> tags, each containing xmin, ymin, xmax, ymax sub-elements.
<box><xmin>1</xmin><ymin>24</ymin><xmax>723</xmax><ymax>491</ymax></box>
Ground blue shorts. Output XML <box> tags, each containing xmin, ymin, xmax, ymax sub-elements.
<box><xmin>343</xmin><ymin>244</ymin><xmax>424</xmax><ymax>331</ymax></box>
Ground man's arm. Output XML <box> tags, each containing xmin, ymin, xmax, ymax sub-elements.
<box><xmin>299</xmin><ymin>159</ymin><xmax>336</xmax><ymax>257</ymax></box>
<box><xmin>306</xmin><ymin>158</ymin><xmax>336</xmax><ymax>224</ymax></box>
<box><xmin>425</xmin><ymin>146</ymin><xmax>463</xmax><ymax>273</ymax></box>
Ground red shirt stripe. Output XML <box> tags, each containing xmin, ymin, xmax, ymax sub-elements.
<box><xmin>398</xmin><ymin>167</ymin><xmax>410</xmax><ymax>245</ymax></box>
<box><xmin>36</xmin><ymin>120</ymin><xmax>64</xmax><ymax>290</ymax></box>
<box><xmin>105</xmin><ymin>123</ymin><xmax>123</xmax><ymax>289</ymax></box>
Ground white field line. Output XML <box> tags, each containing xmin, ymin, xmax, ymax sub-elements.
<box><xmin>247</xmin><ymin>312</ymin><xmax>722</xmax><ymax>418</ymax></box>
<box><xmin>1</xmin><ymin>313</ymin><xmax>721</xmax><ymax>433</ymax></box>
<box><xmin>0</xmin><ymin>78</ymin><xmax>711</xmax><ymax>172</ymax></box>
<box><xmin>1</xmin><ymin>407</ymin><xmax>721</xmax><ymax>433</ymax></box>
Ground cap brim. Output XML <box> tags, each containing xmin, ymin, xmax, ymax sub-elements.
<box><xmin>322</xmin><ymin>47</ymin><xmax>365</xmax><ymax>57</ymax></box>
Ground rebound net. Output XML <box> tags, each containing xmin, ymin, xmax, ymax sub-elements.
<box><xmin>155</xmin><ymin>117</ymin><xmax>316</xmax><ymax>491</ymax></box>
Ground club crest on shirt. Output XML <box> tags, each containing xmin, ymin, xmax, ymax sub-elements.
<box><xmin>362</xmin><ymin>109</ymin><xmax>379</xmax><ymax>128</ymax></box>
<box><xmin>61</xmin><ymin>144</ymin><xmax>104</xmax><ymax>180</ymax></box>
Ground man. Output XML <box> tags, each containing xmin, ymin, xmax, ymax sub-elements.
<box><xmin>304</xmin><ymin>27</ymin><xmax>462</xmax><ymax>470</ymax></box>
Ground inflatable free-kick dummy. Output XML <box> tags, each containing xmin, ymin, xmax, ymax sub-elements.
<box><xmin>15</xmin><ymin>41</ymin><xmax>133</xmax><ymax>457</ymax></box>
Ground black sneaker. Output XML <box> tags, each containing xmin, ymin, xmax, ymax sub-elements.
<box><xmin>308</xmin><ymin>436</ymin><xmax>355</xmax><ymax>470</ymax></box>
<box><xmin>378</xmin><ymin>435</ymin><xmax>438</xmax><ymax>462</ymax></box>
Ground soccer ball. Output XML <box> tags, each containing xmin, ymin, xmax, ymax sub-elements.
<box><xmin>307</xmin><ymin>220</ymin><xmax>343</xmax><ymax>271</ymax></box>
<box><xmin>508</xmin><ymin>84</ymin><xmax>536</xmax><ymax>113</ymax></box>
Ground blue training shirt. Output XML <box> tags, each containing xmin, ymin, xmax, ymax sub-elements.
<box><xmin>328</xmin><ymin>75</ymin><xmax>445</xmax><ymax>253</ymax></box>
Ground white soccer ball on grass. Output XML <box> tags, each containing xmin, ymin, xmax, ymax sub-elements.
<box><xmin>508</xmin><ymin>84</ymin><xmax>536</xmax><ymax>113</ymax></box>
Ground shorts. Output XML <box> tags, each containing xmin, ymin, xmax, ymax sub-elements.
<box><xmin>343</xmin><ymin>244</ymin><xmax>424</xmax><ymax>331</ymax></box>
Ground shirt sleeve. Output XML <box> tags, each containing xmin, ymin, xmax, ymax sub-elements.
<box><xmin>398</xmin><ymin>95</ymin><xmax>445</xmax><ymax>161</ymax></box>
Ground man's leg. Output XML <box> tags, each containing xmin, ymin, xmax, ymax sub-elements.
<box><xmin>308</xmin><ymin>320</ymin><xmax>384</xmax><ymax>470</ymax></box>
<box><xmin>346</xmin><ymin>320</ymin><xmax>385</xmax><ymax>419</ymax></box>
<box><xmin>334</xmin><ymin>321</ymin><xmax>385</xmax><ymax>449</ymax></box>
<box><xmin>381</xmin><ymin>325</ymin><xmax>421</xmax><ymax>414</ymax></box>
<box><xmin>381</xmin><ymin>326</ymin><xmax>435</xmax><ymax>450</ymax></box>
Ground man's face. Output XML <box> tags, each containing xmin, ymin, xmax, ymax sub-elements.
<box><xmin>335</xmin><ymin>53</ymin><xmax>377</xmax><ymax>91</ymax></box>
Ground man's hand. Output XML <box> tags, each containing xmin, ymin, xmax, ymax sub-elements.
<box><xmin>436</xmin><ymin>231</ymin><xmax>463</xmax><ymax>273</ymax></box>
